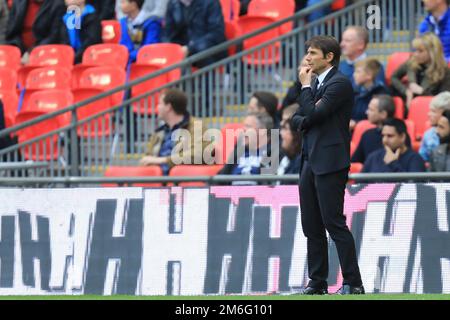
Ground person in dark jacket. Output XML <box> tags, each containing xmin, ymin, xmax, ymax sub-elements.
<box><xmin>119</xmin><ymin>0</ymin><xmax>161</xmax><ymax>63</ymax></box>
<box><xmin>58</xmin><ymin>0</ymin><xmax>102</xmax><ymax>63</ymax></box>
<box><xmin>5</xmin><ymin>0</ymin><xmax>66</xmax><ymax>54</ymax></box>
<box><xmin>162</xmin><ymin>0</ymin><xmax>227</xmax><ymax>68</ymax></box>
<box><xmin>350</xmin><ymin>57</ymin><xmax>389</xmax><ymax>130</ymax></box>
<box><xmin>87</xmin><ymin>0</ymin><xmax>116</xmax><ymax>20</ymax></box>
<box><xmin>362</xmin><ymin>118</ymin><xmax>426</xmax><ymax>173</ymax></box>
<box><xmin>430</xmin><ymin>109</ymin><xmax>450</xmax><ymax>171</ymax></box>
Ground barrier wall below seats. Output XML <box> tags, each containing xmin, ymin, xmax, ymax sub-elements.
<box><xmin>0</xmin><ymin>184</ymin><xmax>448</xmax><ymax>295</ymax></box>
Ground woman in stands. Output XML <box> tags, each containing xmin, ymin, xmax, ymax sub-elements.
<box><xmin>391</xmin><ymin>32</ymin><xmax>450</xmax><ymax>109</ymax></box>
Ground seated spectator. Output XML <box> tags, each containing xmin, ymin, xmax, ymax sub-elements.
<box><xmin>58</xmin><ymin>0</ymin><xmax>102</xmax><ymax>64</ymax></box>
<box><xmin>418</xmin><ymin>0</ymin><xmax>450</xmax><ymax>62</ymax></box>
<box><xmin>162</xmin><ymin>0</ymin><xmax>227</xmax><ymax>68</ymax></box>
<box><xmin>119</xmin><ymin>0</ymin><xmax>162</xmax><ymax>63</ymax></box>
<box><xmin>419</xmin><ymin>91</ymin><xmax>450</xmax><ymax>161</ymax></box>
<box><xmin>362</xmin><ymin>118</ymin><xmax>426</xmax><ymax>173</ymax></box>
<box><xmin>6</xmin><ymin>0</ymin><xmax>66</xmax><ymax>55</ymax></box>
<box><xmin>88</xmin><ymin>0</ymin><xmax>115</xmax><ymax>20</ymax></box>
<box><xmin>352</xmin><ymin>95</ymin><xmax>396</xmax><ymax>164</ymax></box>
<box><xmin>218</xmin><ymin>112</ymin><xmax>274</xmax><ymax>184</ymax></box>
<box><xmin>306</xmin><ymin>0</ymin><xmax>331</xmax><ymax>22</ymax></box>
<box><xmin>0</xmin><ymin>0</ymin><xmax>8</xmax><ymax>44</ymax></box>
<box><xmin>247</xmin><ymin>91</ymin><xmax>280</xmax><ymax>128</ymax></box>
<box><xmin>139</xmin><ymin>89</ymin><xmax>207</xmax><ymax>175</ymax></box>
<box><xmin>430</xmin><ymin>109</ymin><xmax>450</xmax><ymax>171</ymax></box>
<box><xmin>339</xmin><ymin>26</ymin><xmax>386</xmax><ymax>90</ymax></box>
<box><xmin>350</xmin><ymin>58</ymin><xmax>389</xmax><ymax>130</ymax></box>
<box><xmin>116</xmin><ymin>0</ymin><xmax>169</xmax><ymax>21</ymax></box>
<box><xmin>391</xmin><ymin>32</ymin><xmax>450</xmax><ymax>108</ymax></box>
<box><xmin>277</xmin><ymin>104</ymin><xmax>302</xmax><ymax>179</ymax></box>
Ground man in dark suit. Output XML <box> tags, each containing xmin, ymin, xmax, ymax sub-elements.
<box><xmin>290</xmin><ymin>36</ymin><xmax>364</xmax><ymax>295</ymax></box>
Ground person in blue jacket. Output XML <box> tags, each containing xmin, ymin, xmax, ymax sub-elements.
<box><xmin>119</xmin><ymin>0</ymin><xmax>162</xmax><ymax>63</ymax></box>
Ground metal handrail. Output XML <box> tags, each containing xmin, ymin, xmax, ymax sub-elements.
<box><xmin>0</xmin><ymin>172</ymin><xmax>449</xmax><ymax>186</ymax></box>
<box><xmin>0</xmin><ymin>0</ymin><xmax>334</xmax><ymax>140</ymax></box>
<box><xmin>0</xmin><ymin>161</ymin><xmax>48</xmax><ymax>170</ymax></box>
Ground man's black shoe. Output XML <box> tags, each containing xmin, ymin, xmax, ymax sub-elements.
<box><xmin>300</xmin><ymin>286</ymin><xmax>328</xmax><ymax>295</ymax></box>
<box><xmin>335</xmin><ymin>285</ymin><xmax>365</xmax><ymax>295</ymax></box>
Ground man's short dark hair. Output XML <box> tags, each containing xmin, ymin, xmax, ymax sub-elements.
<box><xmin>382</xmin><ymin>118</ymin><xmax>407</xmax><ymax>136</ymax></box>
<box><xmin>252</xmin><ymin>91</ymin><xmax>278</xmax><ymax>121</ymax></box>
<box><xmin>373</xmin><ymin>94</ymin><xmax>395</xmax><ymax>118</ymax></box>
<box><xmin>163</xmin><ymin>89</ymin><xmax>188</xmax><ymax>115</ymax></box>
<box><xmin>129</xmin><ymin>0</ymin><xmax>145</xmax><ymax>10</ymax></box>
<box><xmin>305</xmin><ymin>36</ymin><xmax>341</xmax><ymax>67</ymax></box>
<box><xmin>442</xmin><ymin>109</ymin><xmax>450</xmax><ymax>124</ymax></box>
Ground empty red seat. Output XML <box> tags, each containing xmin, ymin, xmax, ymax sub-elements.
<box><xmin>385</xmin><ymin>52</ymin><xmax>411</xmax><ymax>86</ymax></box>
<box><xmin>0</xmin><ymin>68</ymin><xmax>18</xmax><ymax>91</ymax></box>
<box><xmin>225</xmin><ymin>21</ymin><xmax>240</xmax><ymax>55</ymax></box>
<box><xmin>103</xmin><ymin>165</ymin><xmax>163</xmax><ymax>187</ymax></box>
<box><xmin>237</xmin><ymin>15</ymin><xmax>281</xmax><ymax>65</ymax></box>
<box><xmin>135</xmin><ymin>43</ymin><xmax>184</xmax><ymax>82</ymax></box>
<box><xmin>0</xmin><ymin>45</ymin><xmax>21</xmax><ymax>71</ymax></box>
<box><xmin>169</xmin><ymin>165</ymin><xmax>224</xmax><ymax>186</ymax></box>
<box><xmin>79</xmin><ymin>66</ymin><xmax>126</xmax><ymax>107</ymax></box>
<box><xmin>25</xmin><ymin>67</ymin><xmax>72</xmax><ymax>90</ymax></box>
<box><xmin>248</xmin><ymin>0</ymin><xmax>295</xmax><ymax>34</ymax></box>
<box><xmin>15</xmin><ymin>90</ymin><xmax>73</xmax><ymax>161</ymax></box>
<box><xmin>407</xmin><ymin>96</ymin><xmax>433</xmax><ymax>141</ymax></box>
<box><xmin>352</xmin><ymin>120</ymin><xmax>376</xmax><ymax>148</ymax></box>
<box><xmin>101</xmin><ymin>20</ymin><xmax>121</xmax><ymax>44</ymax></box>
<box><xmin>215</xmin><ymin>122</ymin><xmax>246</xmax><ymax>163</ymax></box>
<box><xmin>72</xmin><ymin>44</ymin><xmax>129</xmax><ymax>89</ymax></box>
<box><xmin>393</xmin><ymin>96</ymin><xmax>405</xmax><ymax>119</ymax></box>
<box><xmin>18</xmin><ymin>45</ymin><xmax>75</xmax><ymax>87</ymax></box>
<box><xmin>331</xmin><ymin>0</ymin><xmax>346</xmax><ymax>10</ymax></box>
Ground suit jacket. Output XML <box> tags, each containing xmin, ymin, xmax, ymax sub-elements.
<box><xmin>291</xmin><ymin>66</ymin><xmax>354</xmax><ymax>175</ymax></box>
<box><xmin>430</xmin><ymin>143</ymin><xmax>450</xmax><ymax>172</ymax></box>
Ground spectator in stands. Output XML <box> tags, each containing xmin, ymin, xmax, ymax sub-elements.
<box><xmin>119</xmin><ymin>0</ymin><xmax>162</xmax><ymax>63</ymax></box>
<box><xmin>419</xmin><ymin>91</ymin><xmax>450</xmax><ymax>161</ymax></box>
<box><xmin>116</xmin><ymin>0</ymin><xmax>169</xmax><ymax>20</ymax></box>
<box><xmin>247</xmin><ymin>91</ymin><xmax>280</xmax><ymax>128</ymax></box>
<box><xmin>339</xmin><ymin>26</ymin><xmax>386</xmax><ymax>89</ymax></box>
<box><xmin>391</xmin><ymin>32</ymin><xmax>450</xmax><ymax>108</ymax></box>
<box><xmin>139</xmin><ymin>88</ymin><xmax>207</xmax><ymax>175</ymax></box>
<box><xmin>0</xmin><ymin>0</ymin><xmax>8</xmax><ymax>44</ymax></box>
<box><xmin>277</xmin><ymin>104</ymin><xmax>302</xmax><ymax>179</ymax></box>
<box><xmin>162</xmin><ymin>0</ymin><xmax>227</xmax><ymax>68</ymax></box>
<box><xmin>430</xmin><ymin>109</ymin><xmax>450</xmax><ymax>171</ymax></box>
<box><xmin>5</xmin><ymin>0</ymin><xmax>66</xmax><ymax>55</ymax></box>
<box><xmin>88</xmin><ymin>0</ymin><xmax>115</xmax><ymax>20</ymax></box>
<box><xmin>350</xmin><ymin>58</ymin><xmax>389</xmax><ymax>130</ymax></box>
<box><xmin>306</xmin><ymin>0</ymin><xmax>331</xmax><ymax>22</ymax></box>
<box><xmin>418</xmin><ymin>0</ymin><xmax>450</xmax><ymax>62</ymax></box>
<box><xmin>351</xmin><ymin>94</ymin><xmax>396</xmax><ymax>164</ymax></box>
<box><xmin>218</xmin><ymin>112</ymin><xmax>274</xmax><ymax>184</ymax></box>
<box><xmin>362</xmin><ymin>118</ymin><xmax>426</xmax><ymax>173</ymax></box>
<box><xmin>58</xmin><ymin>0</ymin><xmax>102</xmax><ymax>64</ymax></box>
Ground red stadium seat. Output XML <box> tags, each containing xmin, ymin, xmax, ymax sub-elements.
<box><xmin>0</xmin><ymin>68</ymin><xmax>18</xmax><ymax>91</ymax></box>
<box><xmin>17</xmin><ymin>45</ymin><xmax>75</xmax><ymax>87</ymax></box>
<box><xmin>0</xmin><ymin>90</ymin><xmax>19</xmax><ymax>128</ymax></box>
<box><xmin>404</xmin><ymin>119</ymin><xmax>420</xmax><ymax>152</ymax></box>
<box><xmin>0</xmin><ymin>45</ymin><xmax>21</xmax><ymax>71</ymax></box>
<box><xmin>385</xmin><ymin>52</ymin><xmax>411</xmax><ymax>86</ymax></box>
<box><xmin>135</xmin><ymin>43</ymin><xmax>184</xmax><ymax>82</ymax></box>
<box><xmin>393</xmin><ymin>96</ymin><xmax>405</xmax><ymax>119</ymax></box>
<box><xmin>248</xmin><ymin>0</ymin><xmax>295</xmax><ymax>34</ymax></box>
<box><xmin>237</xmin><ymin>15</ymin><xmax>281</xmax><ymax>65</ymax></box>
<box><xmin>103</xmin><ymin>166</ymin><xmax>163</xmax><ymax>187</ymax></box>
<box><xmin>225</xmin><ymin>21</ymin><xmax>240</xmax><ymax>55</ymax></box>
<box><xmin>15</xmin><ymin>90</ymin><xmax>73</xmax><ymax>161</ymax></box>
<box><xmin>349</xmin><ymin>162</ymin><xmax>363</xmax><ymax>174</ymax></box>
<box><xmin>129</xmin><ymin>64</ymin><xmax>168</xmax><ymax>115</ymax></box>
<box><xmin>215</xmin><ymin>122</ymin><xmax>246</xmax><ymax>163</ymax></box>
<box><xmin>220</xmin><ymin>0</ymin><xmax>241</xmax><ymax>22</ymax></box>
<box><xmin>331</xmin><ymin>0</ymin><xmax>346</xmax><ymax>10</ymax></box>
<box><xmin>351</xmin><ymin>120</ymin><xmax>376</xmax><ymax>148</ymax></box>
<box><xmin>78</xmin><ymin>66</ymin><xmax>126</xmax><ymax>107</ymax></box>
<box><xmin>169</xmin><ymin>165</ymin><xmax>224</xmax><ymax>186</ymax></box>
<box><xmin>350</xmin><ymin>141</ymin><xmax>356</xmax><ymax>157</ymax></box>
<box><xmin>101</xmin><ymin>20</ymin><xmax>121</xmax><ymax>44</ymax></box>
<box><xmin>72</xmin><ymin>44</ymin><xmax>129</xmax><ymax>89</ymax></box>
<box><xmin>407</xmin><ymin>96</ymin><xmax>432</xmax><ymax>141</ymax></box>
<box><xmin>72</xmin><ymin>88</ymin><xmax>112</xmax><ymax>137</ymax></box>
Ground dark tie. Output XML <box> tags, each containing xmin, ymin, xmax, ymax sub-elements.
<box><xmin>311</xmin><ymin>78</ymin><xmax>319</xmax><ymax>98</ymax></box>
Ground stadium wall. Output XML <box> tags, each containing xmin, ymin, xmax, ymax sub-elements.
<box><xmin>0</xmin><ymin>184</ymin><xmax>448</xmax><ymax>295</ymax></box>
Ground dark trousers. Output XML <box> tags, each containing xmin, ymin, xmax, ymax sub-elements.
<box><xmin>299</xmin><ymin>160</ymin><xmax>362</xmax><ymax>288</ymax></box>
